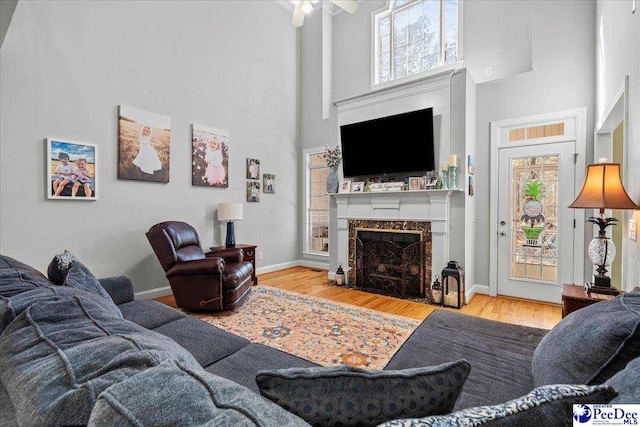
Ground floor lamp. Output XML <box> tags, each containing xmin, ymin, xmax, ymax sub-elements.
<box><xmin>218</xmin><ymin>202</ymin><xmax>243</xmax><ymax>248</ymax></box>
<box><xmin>569</xmin><ymin>160</ymin><xmax>639</xmax><ymax>293</ymax></box>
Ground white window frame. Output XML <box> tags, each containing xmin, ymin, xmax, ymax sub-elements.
<box><xmin>303</xmin><ymin>148</ymin><xmax>330</xmax><ymax>257</ymax></box>
<box><xmin>371</xmin><ymin>0</ymin><xmax>464</xmax><ymax>90</ymax></box>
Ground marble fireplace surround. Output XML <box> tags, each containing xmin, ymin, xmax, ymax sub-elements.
<box><xmin>333</xmin><ymin>190</ymin><xmax>454</xmax><ymax>289</ymax></box>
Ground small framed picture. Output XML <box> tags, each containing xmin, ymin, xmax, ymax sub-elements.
<box><xmin>367</xmin><ymin>176</ymin><xmax>380</xmax><ymax>185</ymax></box>
<box><xmin>338</xmin><ymin>180</ymin><xmax>352</xmax><ymax>193</ymax></box>
<box><xmin>263</xmin><ymin>173</ymin><xmax>275</xmax><ymax>194</ymax></box>
<box><xmin>246</xmin><ymin>158</ymin><xmax>260</xmax><ymax>180</ymax></box>
<box><xmin>409</xmin><ymin>177</ymin><xmax>420</xmax><ymax>191</ymax></box>
<box><xmin>351</xmin><ymin>181</ymin><xmax>365</xmax><ymax>193</ymax></box>
<box><xmin>47</xmin><ymin>138</ymin><xmax>98</xmax><ymax>200</ymax></box>
<box><xmin>247</xmin><ymin>181</ymin><xmax>260</xmax><ymax>202</ymax></box>
<box><xmin>419</xmin><ymin>176</ymin><xmax>427</xmax><ymax>190</ymax></box>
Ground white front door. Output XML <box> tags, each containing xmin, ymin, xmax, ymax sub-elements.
<box><xmin>497</xmin><ymin>142</ymin><xmax>576</xmax><ymax>303</ymax></box>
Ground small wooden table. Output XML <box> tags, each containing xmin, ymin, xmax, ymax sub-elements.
<box><xmin>208</xmin><ymin>244</ymin><xmax>258</xmax><ymax>286</ymax></box>
<box><xmin>561</xmin><ymin>284</ymin><xmax>622</xmax><ymax>318</ymax></box>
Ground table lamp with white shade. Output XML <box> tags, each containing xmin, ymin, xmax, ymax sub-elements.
<box><xmin>569</xmin><ymin>159</ymin><xmax>639</xmax><ymax>292</ymax></box>
<box><xmin>218</xmin><ymin>202</ymin><xmax>243</xmax><ymax>248</ymax></box>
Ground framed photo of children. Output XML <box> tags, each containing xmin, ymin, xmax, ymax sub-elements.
<box><xmin>192</xmin><ymin>124</ymin><xmax>229</xmax><ymax>187</ymax></box>
<box><xmin>118</xmin><ymin>104</ymin><xmax>170</xmax><ymax>183</ymax></box>
<box><xmin>47</xmin><ymin>138</ymin><xmax>98</xmax><ymax>200</ymax></box>
<box><xmin>263</xmin><ymin>173</ymin><xmax>275</xmax><ymax>194</ymax></box>
<box><xmin>247</xmin><ymin>181</ymin><xmax>260</xmax><ymax>202</ymax></box>
<box><xmin>246</xmin><ymin>158</ymin><xmax>260</xmax><ymax>180</ymax></box>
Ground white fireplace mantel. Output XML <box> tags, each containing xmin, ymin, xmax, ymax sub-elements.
<box><xmin>331</xmin><ymin>189</ymin><xmax>461</xmax><ymax>285</ymax></box>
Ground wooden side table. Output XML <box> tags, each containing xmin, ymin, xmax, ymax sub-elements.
<box><xmin>208</xmin><ymin>244</ymin><xmax>258</xmax><ymax>286</ymax></box>
<box><xmin>561</xmin><ymin>284</ymin><xmax>622</xmax><ymax>318</ymax></box>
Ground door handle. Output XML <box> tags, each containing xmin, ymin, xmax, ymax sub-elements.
<box><xmin>500</xmin><ymin>231</ymin><xmax>506</xmax><ymax>236</ymax></box>
<box><xmin>500</xmin><ymin>221</ymin><xmax>506</xmax><ymax>226</ymax></box>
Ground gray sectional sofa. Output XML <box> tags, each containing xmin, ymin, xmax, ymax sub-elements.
<box><xmin>1</xmin><ymin>254</ymin><xmax>638</xmax><ymax>426</ymax></box>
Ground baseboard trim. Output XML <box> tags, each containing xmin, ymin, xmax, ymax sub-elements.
<box><xmin>135</xmin><ymin>261</ymin><xmax>330</xmax><ymax>300</ymax></box>
<box><xmin>466</xmin><ymin>283</ymin><xmax>490</xmax><ymax>303</ymax></box>
<box><xmin>135</xmin><ymin>286</ymin><xmax>171</xmax><ymax>300</ymax></box>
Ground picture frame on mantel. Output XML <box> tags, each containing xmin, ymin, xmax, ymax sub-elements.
<box><xmin>351</xmin><ymin>181</ymin><xmax>365</xmax><ymax>193</ymax></box>
<box><xmin>338</xmin><ymin>180</ymin><xmax>352</xmax><ymax>194</ymax></box>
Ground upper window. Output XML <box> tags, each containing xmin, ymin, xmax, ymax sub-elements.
<box><xmin>374</xmin><ymin>0</ymin><xmax>460</xmax><ymax>85</ymax></box>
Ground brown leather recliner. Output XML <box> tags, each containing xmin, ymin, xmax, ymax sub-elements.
<box><xmin>146</xmin><ymin>221</ymin><xmax>253</xmax><ymax>312</ymax></box>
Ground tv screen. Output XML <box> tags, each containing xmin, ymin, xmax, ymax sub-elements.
<box><xmin>339</xmin><ymin>108</ymin><xmax>435</xmax><ymax>178</ymax></box>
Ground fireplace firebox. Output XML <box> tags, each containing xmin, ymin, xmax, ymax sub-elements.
<box><xmin>347</xmin><ymin>220</ymin><xmax>432</xmax><ymax>301</ymax></box>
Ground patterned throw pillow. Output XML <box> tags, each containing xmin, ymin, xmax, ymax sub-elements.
<box><xmin>256</xmin><ymin>360</ymin><xmax>471</xmax><ymax>427</ymax></box>
<box><xmin>47</xmin><ymin>250</ymin><xmax>78</xmax><ymax>285</ymax></box>
<box><xmin>377</xmin><ymin>384</ymin><xmax>618</xmax><ymax>427</ymax></box>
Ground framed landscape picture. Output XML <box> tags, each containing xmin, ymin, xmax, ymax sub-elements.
<box><xmin>192</xmin><ymin>124</ymin><xmax>229</xmax><ymax>187</ymax></box>
<box><xmin>118</xmin><ymin>104</ymin><xmax>170</xmax><ymax>183</ymax></box>
<box><xmin>47</xmin><ymin>138</ymin><xmax>97</xmax><ymax>200</ymax></box>
<box><xmin>263</xmin><ymin>173</ymin><xmax>275</xmax><ymax>194</ymax></box>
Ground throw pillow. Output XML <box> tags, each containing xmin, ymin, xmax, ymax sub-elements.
<box><xmin>47</xmin><ymin>250</ymin><xmax>78</xmax><ymax>285</ymax></box>
<box><xmin>377</xmin><ymin>384</ymin><xmax>617</xmax><ymax>427</ymax></box>
<box><xmin>255</xmin><ymin>360</ymin><xmax>471</xmax><ymax>427</ymax></box>
<box><xmin>531</xmin><ymin>292</ymin><xmax>640</xmax><ymax>387</ymax></box>
<box><xmin>88</xmin><ymin>359</ymin><xmax>310</xmax><ymax>427</ymax></box>
<box><xmin>63</xmin><ymin>260</ymin><xmax>121</xmax><ymax>317</ymax></box>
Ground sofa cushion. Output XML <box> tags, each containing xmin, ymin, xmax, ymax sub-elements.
<box><xmin>531</xmin><ymin>292</ymin><xmax>640</xmax><ymax>387</ymax></box>
<box><xmin>386</xmin><ymin>309</ymin><xmax>548</xmax><ymax>410</ymax></box>
<box><xmin>118</xmin><ymin>299</ymin><xmax>187</xmax><ymax>329</ymax></box>
<box><xmin>0</xmin><ymin>295</ymin><xmax>200</xmax><ymax>426</ymax></box>
<box><xmin>87</xmin><ymin>359</ymin><xmax>310</xmax><ymax>427</ymax></box>
<box><xmin>46</xmin><ymin>249</ymin><xmax>78</xmax><ymax>285</ymax></box>
<box><xmin>605</xmin><ymin>356</ymin><xmax>640</xmax><ymax>404</ymax></box>
<box><xmin>0</xmin><ymin>254</ymin><xmax>51</xmax><ymax>284</ymax></box>
<box><xmin>63</xmin><ymin>260</ymin><xmax>122</xmax><ymax>317</ymax></box>
<box><xmin>256</xmin><ymin>360</ymin><xmax>470</xmax><ymax>427</ymax></box>
<box><xmin>0</xmin><ymin>285</ymin><xmax>128</xmax><ymax>335</ymax></box>
<box><xmin>205</xmin><ymin>343</ymin><xmax>318</xmax><ymax>392</ymax></box>
<box><xmin>152</xmin><ymin>317</ymin><xmax>250</xmax><ymax>367</ymax></box>
<box><xmin>0</xmin><ymin>379</ymin><xmax>17</xmax><ymax>427</ymax></box>
<box><xmin>377</xmin><ymin>384</ymin><xmax>617</xmax><ymax>427</ymax></box>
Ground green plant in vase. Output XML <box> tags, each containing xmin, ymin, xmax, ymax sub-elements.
<box><xmin>520</xmin><ymin>179</ymin><xmax>545</xmax><ymax>246</ymax></box>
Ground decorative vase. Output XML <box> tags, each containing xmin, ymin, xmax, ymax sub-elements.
<box><xmin>326</xmin><ymin>166</ymin><xmax>339</xmax><ymax>194</ymax></box>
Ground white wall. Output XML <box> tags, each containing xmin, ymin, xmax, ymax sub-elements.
<box><xmin>0</xmin><ymin>0</ymin><xmax>299</xmax><ymax>293</ymax></box>
<box><xmin>596</xmin><ymin>0</ymin><xmax>640</xmax><ymax>292</ymax></box>
<box><xmin>474</xmin><ymin>0</ymin><xmax>596</xmax><ymax>288</ymax></box>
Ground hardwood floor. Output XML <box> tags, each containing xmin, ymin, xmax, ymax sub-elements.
<box><xmin>155</xmin><ymin>266</ymin><xmax>562</xmax><ymax>330</ymax></box>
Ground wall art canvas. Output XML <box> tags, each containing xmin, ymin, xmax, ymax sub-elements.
<box><xmin>192</xmin><ymin>124</ymin><xmax>229</xmax><ymax>187</ymax></box>
<box><xmin>247</xmin><ymin>181</ymin><xmax>260</xmax><ymax>202</ymax></box>
<box><xmin>246</xmin><ymin>158</ymin><xmax>260</xmax><ymax>180</ymax></box>
<box><xmin>118</xmin><ymin>105</ymin><xmax>170</xmax><ymax>183</ymax></box>
<box><xmin>263</xmin><ymin>173</ymin><xmax>275</xmax><ymax>194</ymax></box>
<box><xmin>47</xmin><ymin>138</ymin><xmax>97</xmax><ymax>200</ymax></box>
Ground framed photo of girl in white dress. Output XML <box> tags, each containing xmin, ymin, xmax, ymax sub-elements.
<box><xmin>192</xmin><ymin>124</ymin><xmax>229</xmax><ymax>187</ymax></box>
<box><xmin>118</xmin><ymin>105</ymin><xmax>170</xmax><ymax>183</ymax></box>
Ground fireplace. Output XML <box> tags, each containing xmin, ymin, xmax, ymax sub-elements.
<box><xmin>348</xmin><ymin>220</ymin><xmax>432</xmax><ymax>301</ymax></box>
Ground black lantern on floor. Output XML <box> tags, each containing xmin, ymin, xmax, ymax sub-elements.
<box><xmin>442</xmin><ymin>261</ymin><xmax>465</xmax><ymax>309</ymax></box>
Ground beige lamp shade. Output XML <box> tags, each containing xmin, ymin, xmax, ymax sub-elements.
<box><xmin>569</xmin><ymin>163</ymin><xmax>639</xmax><ymax>211</ymax></box>
<box><xmin>218</xmin><ymin>202</ymin><xmax>243</xmax><ymax>221</ymax></box>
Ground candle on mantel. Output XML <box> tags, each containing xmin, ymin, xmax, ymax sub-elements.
<box><xmin>449</xmin><ymin>155</ymin><xmax>457</xmax><ymax>166</ymax></box>
<box><xmin>441</xmin><ymin>162</ymin><xmax>449</xmax><ymax>171</ymax></box>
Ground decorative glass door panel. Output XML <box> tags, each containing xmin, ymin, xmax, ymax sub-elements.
<box><xmin>509</xmin><ymin>155</ymin><xmax>558</xmax><ymax>283</ymax></box>
<box><xmin>497</xmin><ymin>142</ymin><xmax>575</xmax><ymax>303</ymax></box>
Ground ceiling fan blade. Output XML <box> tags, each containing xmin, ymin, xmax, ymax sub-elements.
<box><xmin>292</xmin><ymin>2</ymin><xmax>305</xmax><ymax>27</ymax></box>
<box><xmin>330</xmin><ymin>0</ymin><xmax>359</xmax><ymax>14</ymax></box>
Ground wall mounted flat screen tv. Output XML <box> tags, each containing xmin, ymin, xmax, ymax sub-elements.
<box><xmin>339</xmin><ymin>108</ymin><xmax>435</xmax><ymax>178</ymax></box>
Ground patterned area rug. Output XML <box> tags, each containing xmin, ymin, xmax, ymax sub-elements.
<box><xmin>192</xmin><ymin>286</ymin><xmax>420</xmax><ymax>370</ymax></box>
